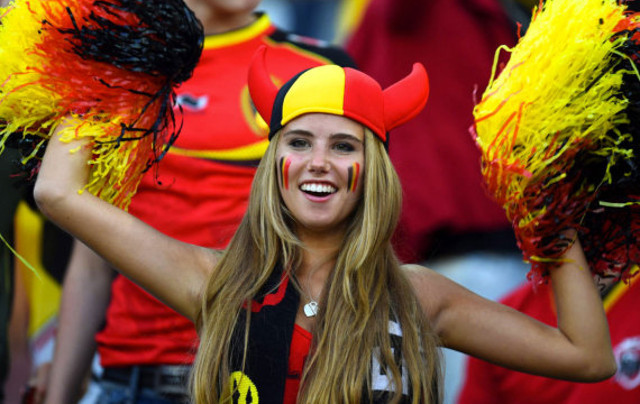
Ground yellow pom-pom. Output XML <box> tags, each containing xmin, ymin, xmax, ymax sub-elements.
<box><xmin>472</xmin><ymin>0</ymin><xmax>640</xmax><ymax>279</ymax></box>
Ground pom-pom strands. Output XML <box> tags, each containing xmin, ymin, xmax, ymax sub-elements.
<box><xmin>0</xmin><ymin>0</ymin><xmax>203</xmax><ymax>209</ymax></box>
<box><xmin>472</xmin><ymin>0</ymin><xmax>640</xmax><ymax>282</ymax></box>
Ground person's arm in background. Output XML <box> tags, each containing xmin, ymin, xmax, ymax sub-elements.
<box><xmin>5</xmin><ymin>253</ymin><xmax>30</xmax><ymax>403</ymax></box>
<box><xmin>42</xmin><ymin>239</ymin><xmax>113</xmax><ymax>404</ymax></box>
<box><xmin>1</xmin><ymin>147</ymin><xmax>29</xmax><ymax>401</ymax></box>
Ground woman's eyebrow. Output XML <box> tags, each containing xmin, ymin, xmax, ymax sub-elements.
<box><xmin>282</xmin><ymin>130</ymin><xmax>363</xmax><ymax>144</ymax></box>
<box><xmin>282</xmin><ymin>129</ymin><xmax>313</xmax><ymax>138</ymax></box>
<box><xmin>331</xmin><ymin>133</ymin><xmax>364</xmax><ymax>144</ymax></box>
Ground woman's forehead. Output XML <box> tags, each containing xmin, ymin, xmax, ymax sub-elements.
<box><xmin>280</xmin><ymin>113</ymin><xmax>366</xmax><ymax>140</ymax></box>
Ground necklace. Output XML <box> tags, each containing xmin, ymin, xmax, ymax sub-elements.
<box><xmin>303</xmin><ymin>299</ymin><xmax>318</xmax><ymax>317</ymax></box>
<box><xmin>301</xmin><ymin>268</ymin><xmax>319</xmax><ymax>317</ymax></box>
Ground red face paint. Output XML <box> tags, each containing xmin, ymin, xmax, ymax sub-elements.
<box><xmin>280</xmin><ymin>156</ymin><xmax>292</xmax><ymax>190</ymax></box>
<box><xmin>347</xmin><ymin>162</ymin><xmax>360</xmax><ymax>192</ymax></box>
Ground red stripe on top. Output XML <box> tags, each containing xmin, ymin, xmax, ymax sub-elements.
<box><xmin>284</xmin><ymin>324</ymin><xmax>313</xmax><ymax>404</ymax></box>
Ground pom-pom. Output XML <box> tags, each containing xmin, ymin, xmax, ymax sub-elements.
<box><xmin>472</xmin><ymin>0</ymin><xmax>640</xmax><ymax>282</ymax></box>
<box><xmin>0</xmin><ymin>0</ymin><xmax>203</xmax><ymax>209</ymax></box>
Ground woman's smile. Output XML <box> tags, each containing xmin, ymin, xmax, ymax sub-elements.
<box><xmin>299</xmin><ymin>181</ymin><xmax>338</xmax><ymax>200</ymax></box>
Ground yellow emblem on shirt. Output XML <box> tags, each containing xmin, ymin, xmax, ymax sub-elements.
<box><xmin>228</xmin><ymin>371</ymin><xmax>259</xmax><ymax>404</ymax></box>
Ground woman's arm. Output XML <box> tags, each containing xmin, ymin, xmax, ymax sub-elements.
<box><xmin>407</xmin><ymin>236</ymin><xmax>616</xmax><ymax>382</ymax></box>
<box><xmin>34</xmin><ymin>120</ymin><xmax>218</xmax><ymax>321</ymax></box>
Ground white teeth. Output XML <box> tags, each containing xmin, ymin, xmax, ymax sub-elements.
<box><xmin>300</xmin><ymin>183</ymin><xmax>337</xmax><ymax>194</ymax></box>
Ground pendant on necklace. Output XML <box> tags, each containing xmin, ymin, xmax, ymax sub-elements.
<box><xmin>303</xmin><ymin>300</ymin><xmax>318</xmax><ymax>317</ymax></box>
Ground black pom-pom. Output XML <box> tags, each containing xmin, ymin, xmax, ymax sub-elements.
<box><xmin>58</xmin><ymin>0</ymin><xmax>203</xmax><ymax>84</ymax></box>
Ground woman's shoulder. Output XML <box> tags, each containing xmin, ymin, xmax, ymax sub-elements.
<box><xmin>399</xmin><ymin>264</ymin><xmax>446</xmax><ymax>318</ymax></box>
<box><xmin>399</xmin><ymin>262</ymin><xmax>478</xmax><ymax>333</ymax></box>
<box><xmin>400</xmin><ymin>263</ymin><xmax>438</xmax><ymax>282</ymax></box>
<box><xmin>400</xmin><ymin>263</ymin><xmax>459</xmax><ymax>297</ymax></box>
<box><xmin>400</xmin><ymin>262</ymin><xmax>481</xmax><ymax>302</ymax></box>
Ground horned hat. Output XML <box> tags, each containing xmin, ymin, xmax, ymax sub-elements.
<box><xmin>248</xmin><ymin>46</ymin><xmax>429</xmax><ymax>145</ymax></box>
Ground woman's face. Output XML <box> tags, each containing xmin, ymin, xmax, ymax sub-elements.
<box><xmin>275</xmin><ymin>113</ymin><xmax>365</xmax><ymax>235</ymax></box>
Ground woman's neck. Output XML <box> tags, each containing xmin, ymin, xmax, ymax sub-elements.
<box><xmin>295</xmin><ymin>227</ymin><xmax>344</xmax><ymax>283</ymax></box>
<box><xmin>199</xmin><ymin>10</ymin><xmax>257</xmax><ymax>35</ymax></box>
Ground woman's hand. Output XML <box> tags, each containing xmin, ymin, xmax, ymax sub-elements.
<box><xmin>34</xmin><ymin>119</ymin><xmax>92</xmax><ymax>220</ymax></box>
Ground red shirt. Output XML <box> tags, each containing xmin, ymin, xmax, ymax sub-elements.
<box><xmin>283</xmin><ymin>325</ymin><xmax>312</xmax><ymax>404</ymax></box>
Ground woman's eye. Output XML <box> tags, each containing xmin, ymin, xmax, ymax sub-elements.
<box><xmin>334</xmin><ymin>142</ymin><xmax>355</xmax><ymax>152</ymax></box>
<box><xmin>289</xmin><ymin>138</ymin><xmax>310</xmax><ymax>148</ymax></box>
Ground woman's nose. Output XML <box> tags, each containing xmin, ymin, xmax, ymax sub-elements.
<box><xmin>307</xmin><ymin>148</ymin><xmax>330</xmax><ymax>173</ymax></box>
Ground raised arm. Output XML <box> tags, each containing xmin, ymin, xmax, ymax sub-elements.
<box><xmin>407</xmin><ymin>235</ymin><xmax>616</xmax><ymax>382</ymax></box>
<box><xmin>34</xmin><ymin>120</ymin><xmax>219</xmax><ymax>321</ymax></box>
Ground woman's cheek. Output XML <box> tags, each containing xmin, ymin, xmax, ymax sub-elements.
<box><xmin>346</xmin><ymin>162</ymin><xmax>360</xmax><ymax>193</ymax></box>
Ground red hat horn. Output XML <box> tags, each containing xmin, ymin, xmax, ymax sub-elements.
<box><xmin>383</xmin><ymin>63</ymin><xmax>429</xmax><ymax>131</ymax></box>
<box><xmin>248</xmin><ymin>46</ymin><xmax>278</xmax><ymax>126</ymax></box>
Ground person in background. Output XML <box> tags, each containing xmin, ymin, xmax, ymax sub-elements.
<box><xmin>458</xmin><ymin>270</ymin><xmax>640</xmax><ymax>404</ymax></box>
<box><xmin>345</xmin><ymin>0</ymin><xmax>538</xmax><ymax>401</ymax></box>
<box><xmin>41</xmin><ymin>1</ymin><xmax>354</xmax><ymax>403</ymax></box>
<box><xmin>0</xmin><ymin>4</ymin><xmax>15</xmax><ymax>401</ymax></box>
<box><xmin>5</xmin><ymin>197</ymin><xmax>74</xmax><ymax>404</ymax></box>
<box><xmin>0</xmin><ymin>151</ymin><xmax>21</xmax><ymax>403</ymax></box>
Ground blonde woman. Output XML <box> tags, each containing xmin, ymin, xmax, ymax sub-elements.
<box><xmin>33</xmin><ymin>47</ymin><xmax>615</xmax><ymax>404</ymax></box>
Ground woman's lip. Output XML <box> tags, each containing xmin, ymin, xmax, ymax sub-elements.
<box><xmin>298</xmin><ymin>182</ymin><xmax>337</xmax><ymax>202</ymax></box>
<box><xmin>302</xmin><ymin>191</ymin><xmax>334</xmax><ymax>203</ymax></box>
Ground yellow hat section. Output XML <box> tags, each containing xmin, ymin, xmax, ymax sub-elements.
<box><xmin>281</xmin><ymin>65</ymin><xmax>346</xmax><ymax>127</ymax></box>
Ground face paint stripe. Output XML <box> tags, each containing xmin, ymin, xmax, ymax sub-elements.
<box><xmin>280</xmin><ymin>156</ymin><xmax>291</xmax><ymax>190</ymax></box>
<box><xmin>348</xmin><ymin>162</ymin><xmax>360</xmax><ymax>192</ymax></box>
<box><xmin>352</xmin><ymin>162</ymin><xmax>360</xmax><ymax>192</ymax></box>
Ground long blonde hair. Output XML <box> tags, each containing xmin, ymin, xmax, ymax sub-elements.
<box><xmin>192</xmin><ymin>129</ymin><xmax>441</xmax><ymax>404</ymax></box>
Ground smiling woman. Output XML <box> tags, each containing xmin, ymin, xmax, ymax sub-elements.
<box><xmin>32</xmin><ymin>42</ymin><xmax>617</xmax><ymax>404</ymax></box>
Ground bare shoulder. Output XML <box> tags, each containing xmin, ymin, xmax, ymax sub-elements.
<box><xmin>401</xmin><ymin>263</ymin><xmax>455</xmax><ymax>290</ymax></box>
<box><xmin>400</xmin><ymin>264</ymin><xmax>457</xmax><ymax>322</ymax></box>
<box><xmin>400</xmin><ymin>263</ymin><xmax>487</xmax><ymax>338</ymax></box>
